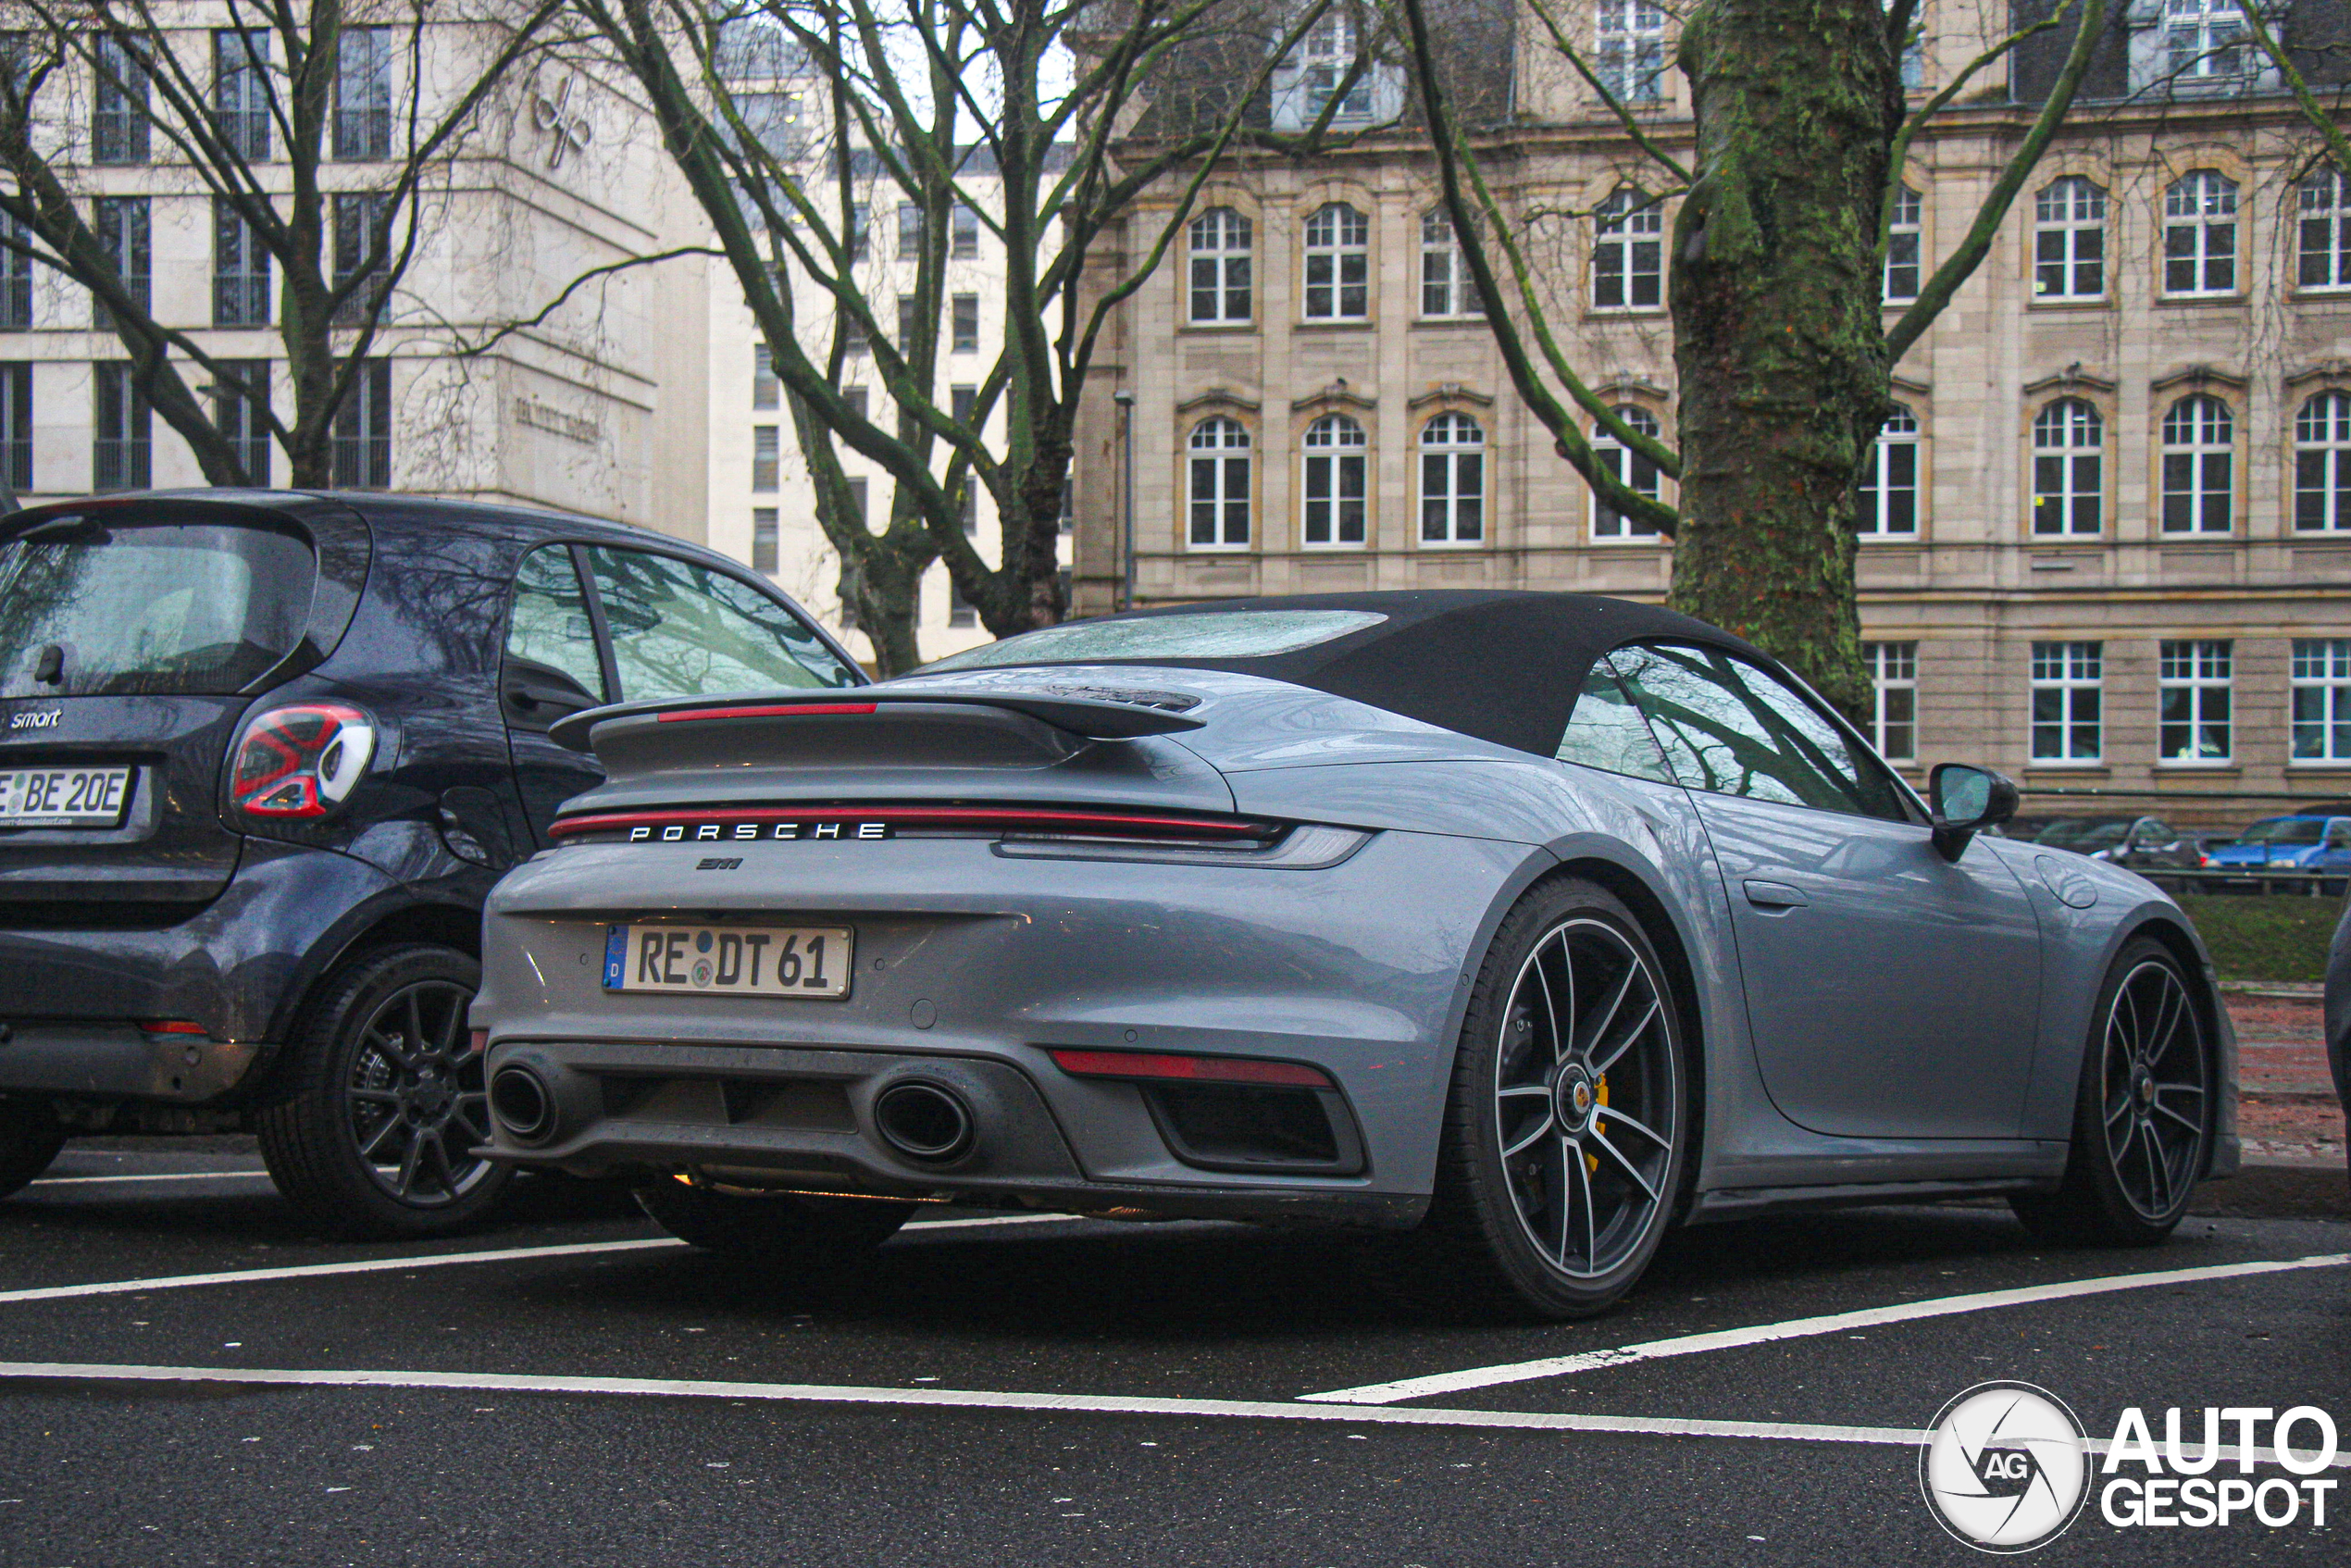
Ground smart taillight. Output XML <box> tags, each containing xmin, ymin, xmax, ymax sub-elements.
<box><xmin>229</xmin><ymin>703</ymin><xmax>376</xmax><ymax>820</ymax></box>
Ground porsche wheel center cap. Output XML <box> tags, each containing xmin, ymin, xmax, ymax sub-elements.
<box><xmin>1555</xmin><ymin>1065</ymin><xmax>1598</xmax><ymax>1136</ymax></box>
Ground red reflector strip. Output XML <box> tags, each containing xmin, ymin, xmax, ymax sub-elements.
<box><xmin>654</xmin><ymin>703</ymin><xmax>878</xmax><ymax>723</ymax></box>
<box><xmin>1048</xmin><ymin>1049</ymin><xmax>1332</xmax><ymax>1089</ymax></box>
<box><xmin>136</xmin><ymin>1020</ymin><xmax>208</xmax><ymax>1036</ymax></box>
<box><xmin>548</xmin><ymin>805</ymin><xmax>1273</xmax><ymax>840</ymax></box>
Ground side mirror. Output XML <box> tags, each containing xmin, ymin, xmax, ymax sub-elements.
<box><xmin>1928</xmin><ymin>763</ymin><xmax>2019</xmax><ymax>862</ymax></box>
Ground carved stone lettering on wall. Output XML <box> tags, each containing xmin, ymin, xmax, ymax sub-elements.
<box><xmin>515</xmin><ymin>395</ymin><xmax>600</xmax><ymax>444</ymax></box>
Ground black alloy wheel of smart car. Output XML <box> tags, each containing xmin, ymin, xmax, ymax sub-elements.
<box><xmin>258</xmin><ymin>945</ymin><xmax>515</xmax><ymax>1238</ymax></box>
<box><xmin>2013</xmin><ymin>936</ymin><xmax>2212</xmax><ymax>1247</ymax></box>
<box><xmin>1421</xmin><ymin>877</ymin><xmax>1689</xmax><ymax>1320</ymax></box>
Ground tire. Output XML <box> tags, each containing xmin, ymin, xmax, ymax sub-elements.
<box><xmin>0</xmin><ymin>1102</ymin><xmax>67</xmax><ymax>1199</ymax></box>
<box><xmin>257</xmin><ymin>944</ymin><xmax>515</xmax><ymax>1239</ymax></box>
<box><xmin>1412</xmin><ymin>877</ymin><xmax>1691</xmax><ymax>1320</ymax></box>
<box><xmin>635</xmin><ymin>1178</ymin><xmax>914</xmax><ymax>1266</ymax></box>
<box><xmin>2012</xmin><ymin>937</ymin><xmax>2212</xmax><ymax>1248</ymax></box>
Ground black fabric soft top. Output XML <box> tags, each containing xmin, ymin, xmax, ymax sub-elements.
<box><xmin>954</xmin><ymin>591</ymin><xmax>1776</xmax><ymax>758</ymax></box>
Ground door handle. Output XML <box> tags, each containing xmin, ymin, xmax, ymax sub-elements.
<box><xmin>1743</xmin><ymin>879</ymin><xmax>1808</xmax><ymax>909</ymax></box>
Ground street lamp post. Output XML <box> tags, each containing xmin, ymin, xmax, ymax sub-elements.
<box><xmin>1113</xmin><ymin>389</ymin><xmax>1136</xmax><ymax>612</ymax></box>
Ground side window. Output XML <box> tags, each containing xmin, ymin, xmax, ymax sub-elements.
<box><xmin>1608</xmin><ymin>643</ymin><xmax>1908</xmax><ymax>822</ymax></box>
<box><xmin>504</xmin><ymin>545</ymin><xmax>606</xmax><ymax>703</ymax></box>
<box><xmin>585</xmin><ymin>546</ymin><xmax>859</xmax><ymax>701</ymax></box>
<box><xmin>1557</xmin><ymin>658</ymin><xmax>1677</xmax><ymax>784</ymax></box>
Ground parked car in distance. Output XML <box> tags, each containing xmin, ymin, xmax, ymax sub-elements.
<box><xmin>2032</xmin><ymin>815</ymin><xmax>2208</xmax><ymax>871</ymax></box>
<box><xmin>0</xmin><ymin>492</ymin><xmax>863</xmax><ymax>1235</ymax></box>
<box><xmin>2203</xmin><ymin>815</ymin><xmax>2351</xmax><ymax>873</ymax></box>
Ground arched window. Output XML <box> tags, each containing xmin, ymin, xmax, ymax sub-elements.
<box><xmin>2032</xmin><ymin>398</ymin><xmax>2102</xmax><ymax>537</ymax></box>
<box><xmin>1884</xmin><ymin>183</ymin><xmax>1922</xmax><ymax>303</ymax></box>
<box><xmin>2034</xmin><ymin>176</ymin><xmax>2106</xmax><ymax>300</ymax></box>
<box><xmin>1301</xmin><ymin>413</ymin><xmax>1368</xmax><ymax>546</ymax></box>
<box><xmin>1593</xmin><ymin>189</ymin><xmax>1662</xmax><ymax>310</ymax></box>
<box><xmin>1188</xmin><ymin>207</ymin><xmax>1251</xmax><ymax>324</ymax></box>
<box><xmin>2160</xmin><ymin>394</ymin><xmax>2234</xmax><ymax>534</ymax></box>
<box><xmin>2299</xmin><ymin>168</ymin><xmax>2351</xmax><ymax>291</ymax></box>
<box><xmin>2164</xmin><ymin>171</ymin><xmax>2238</xmax><ymax>296</ymax></box>
<box><xmin>2296</xmin><ymin>392</ymin><xmax>2351</xmax><ymax>533</ymax></box>
<box><xmin>1592</xmin><ymin>405</ymin><xmax>1663</xmax><ymax>539</ymax></box>
<box><xmin>1302</xmin><ymin>203</ymin><xmax>1368</xmax><ymax>320</ymax></box>
<box><xmin>1419</xmin><ymin>413</ymin><xmax>1484</xmax><ymax>544</ymax></box>
<box><xmin>1188</xmin><ymin>417</ymin><xmax>1250</xmax><ymax>549</ymax></box>
<box><xmin>1421</xmin><ymin>210</ymin><xmax>1479</xmax><ymax>317</ymax></box>
<box><xmin>1856</xmin><ymin>405</ymin><xmax>1920</xmax><ymax>536</ymax></box>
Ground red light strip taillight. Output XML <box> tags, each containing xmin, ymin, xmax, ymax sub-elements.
<box><xmin>136</xmin><ymin>1019</ymin><xmax>209</xmax><ymax>1037</ymax></box>
<box><xmin>547</xmin><ymin>804</ymin><xmax>1275</xmax><ymax>840</ymax></box>
<box><xmin>1048</xmin><ymin>1049</ymin><xmax>1332</xmax><ymax>1089</ymax></box>
<box><xmin>654</xmin><ymin>703</ymin><xmax>878</xmax><ymax>723</ymax></box>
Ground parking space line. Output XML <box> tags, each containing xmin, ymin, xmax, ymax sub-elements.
<box><xmin>0</xmin><ymin>1213</ymin><xmax>1082</xmax><ymax>1307</ymax></box>
<box><xmin>0</xmin><ymin>1359</ymin><xmax>1932</xmax><ymax>1446</ymax></box>
<box><xmin>31</xmin><ymin>1171</ymin><xmax>274</xmax><ymax>1188</ymax></box>
<box><xmin>1303</xmin><ymin>1251</ymin><xmax>2351</xmax><ymax>1406</ymax></box>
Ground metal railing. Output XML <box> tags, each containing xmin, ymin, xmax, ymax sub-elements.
<box><xmin>2135</xmin><ymin>867</ymin><xmax>2349</xmax><ymax>898</ymax></box>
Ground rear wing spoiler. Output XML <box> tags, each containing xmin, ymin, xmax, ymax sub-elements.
<box><xmin>550</xmin><ymin>686</ymin><xmax>1206</xmax><ymax>753</ymax></box>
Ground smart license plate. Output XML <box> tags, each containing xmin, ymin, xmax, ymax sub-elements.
<box><xmin>603</xmin><ymin>923</ymin><xmax>853</xmax><ymax>1000</ymax></box>
<box><xmin>0</xmin><ymin>766</ymin><xmax>132</xmax><ymax>828</ymax></box>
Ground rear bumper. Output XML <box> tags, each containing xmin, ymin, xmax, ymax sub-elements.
<box><xmin>0</xmin><ymin>840</ymin><xmax>399</xmax><ymax>1104</ymax></box>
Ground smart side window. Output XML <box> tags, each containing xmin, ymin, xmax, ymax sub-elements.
<box><xmin>504</xmin><ymin>545</ymin><xmax>606</xmax><ymax>703</ymax></box>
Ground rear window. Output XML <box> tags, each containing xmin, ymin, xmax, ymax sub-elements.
<box><xmin>923</xmin><ymin>610</ymin><xmax>1387</xmax><ymax>672</ymax></box>
<box><xmin>0</xmin><ymin>519</ymin><xmax>316</xmax><ymax>697</ymax></box>
<box><xmin>2239</xmin><ymin>817</ymin><xmax>2326</xmax><ymax>845</ymax></box>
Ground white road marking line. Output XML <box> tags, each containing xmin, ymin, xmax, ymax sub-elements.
<box><xmin>1</xmin><ymin>1361</ymin><xmax>2339</xmax><ymax>1468</ymax></box>
<box><xmin>0</xmin><ymin>1213</ymin><xmax>1082</xmax><ymax>1306</ymax></box>
<box><xmin>1303</xmin><ymin>1251</ymin><xmax>2351</xmax><ymax>1405</ymax></box>
<box><xmin>31</xmin><ymin>1170</ymin><xmax>274</xmax><ymax>1188</ymax></box>
<box><xmin>0</xmin><ymin>1360</ymin><xmax>1928</xmax><ymax>1445</ymax></box>
<box><xmin>901</xmin><ymin>1213</ymin><xmax>1088</xmax><ymax>1233</ymax></box>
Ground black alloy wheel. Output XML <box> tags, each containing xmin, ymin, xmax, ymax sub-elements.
<box><xmin>2014</xmin><ymin>937</ymin><xmax>2212</xmax><ymax>1247</ymax></box>
<box><xmin>1418</xmin><ymin>877</ymin><xmax>1688</xmax><ymax>1319</ymax></box>
<box><xmin>259</xmin><ymin>945</ymin><xmax>515</xmax><ymax>1238</ymax></box>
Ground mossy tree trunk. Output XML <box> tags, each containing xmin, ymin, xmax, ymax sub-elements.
<box><xmin>1665</xmin><ymin>0</ymin><xmax>1904</xmax><ymax>718</ymax></box>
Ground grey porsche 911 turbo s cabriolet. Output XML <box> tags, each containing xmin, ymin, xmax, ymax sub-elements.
<box><xmin>470</xmin><ymin>591</ymin><xmax>2236</xmax><ymax>1317</ymax></box>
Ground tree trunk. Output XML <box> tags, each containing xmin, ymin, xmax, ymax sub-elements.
<box><xmin>1667</xmin><ymin>0</ymin><xmax>1901</xmax><ymax>720</ymax></box>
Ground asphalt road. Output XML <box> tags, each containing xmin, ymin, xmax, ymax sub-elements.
<box><xmin>0</xmin><ymin>1146</ymin><xmax>2344</xmax><ymax>1567</ymax></box>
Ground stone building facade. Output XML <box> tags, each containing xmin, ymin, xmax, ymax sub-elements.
<box><xmin>1075</xmin><ymin>0</ymin><xmax>2351</xmax><ymax>824</ymax></box>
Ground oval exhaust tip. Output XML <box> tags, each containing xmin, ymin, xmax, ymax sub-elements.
<box><xmin>873</xmin><ymin>1081</ymin><xmax>974</xmax><ymax>1163</ymax></box>
<box><xmin>490</xmin><ymin>1065</ymin><xmax>554</xmax><ymax>1142</ymax></box>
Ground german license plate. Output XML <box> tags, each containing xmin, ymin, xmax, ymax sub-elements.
<box><xmin>603</xmin><ymin>923</ymin><xmax>853</xmax><ymax>1000</ymax></box>
<box><xmin>0</xmin><ymin>766</ymin><xmax>131</xmax><ymax>828</ymax></box>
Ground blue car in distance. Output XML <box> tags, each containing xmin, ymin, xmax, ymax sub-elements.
<box><xmin>2206</xmin><ymin>815</ymin><xmax>2351</xmax><ymax>871</ymax></box>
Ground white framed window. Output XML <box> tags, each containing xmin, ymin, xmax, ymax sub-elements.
<box><xmin>1420</xmin><ymin>210</ymin><xmax>1480</xmax><ymax>317</ymax></box>
<box><xmin>2296</xmin><ymin>392</ymin><xmax>2351</xmax><ymax>533</ymax></box>
<box><xmin>2164</xmin><ymin>0</ymin><xmax>2251</xmax><ymax>82</ymax></box>
<box><xmin>1419</xmin><ymin>413</ymin><xmax>1485</xmax><ymax>545</ymax></box>
<box><xmin>1884</xmin><ymin>183</ymin><xmax>1922</xmax><ymax>303</ymax></box>
<box><xmin>2163</xmin><ymin>171</ymin><xmax>2237</xmax><ymax>296</ymax></box>
<box><xmin>1188</xmin><ymin>417</ymin><xmax>1251</xmax><ymax>550</ymax></box>
<box><xmin>1856</xmin><ymin>404</ymin><xmax>1920</xmax><ymax>536</ymax></box>
<box><xmin>2158</xmin><ymin>639</ymin><xmax>2233</xmax><ymax>764</ymax></box>
<box><xmin>2299</xmin><ymin>168</ymin><xmax>2351</xmax><ymax>291</ymax></box>
<box><xmin>1592</xmin><ymin>189</ymin><xmax>1662</xmax><ymax>311</ymax></box>
<box><xmin>1592</xmin><ymin>405</ymin><xmax>1663</xmax><ymax>540</ymax></box>
<box><xmin>2034</xmin><ymin>176</ymin><xmax>2107</xmax><ymax>300</ymax></box>
<box><xmin>1300</xmin><ymin>10</ymin><xmax>1373</xmax><ymax>120</ymax></box>
<box><xmin>1862</xmin><ymin>641</ymin><xmax>1917</xmax><ymax>763</ymax></box>
<box><xmin>1301</xmin><ymin>413</ymin><xmax>1368</xmax><ymax>546</ymax></box>
<box><xmin>1595</xmin><ymin>2</ymin><xmax>1666</xmax><ymax>103</ymax></box>
<box><xmin>2032</xmin><ymin>398</ymin><xmax>2103</xmax><ymax>536</ymax></box>
<box><xmin>2030</xmin><ymin>641</ymin><xmax>2103</xmax><ymax>764</ymax></box>
<box><xmin>2160</xmin><ymin>393</ymin><xmax>2233</xmax><ymax>534</ymax></box>
<box><xmin>2293</xmin><ymin>639</ymin><xmax>2351</xmax><ymax>762</ymax></box>
<box><xmin>1189</xmin><ymin>207</ymin><xmax>1251</xmax><ymax>324</ymax></box>
<box><xmin>1302</xmin><ymin>203</ymin><xmax>1369</xmax><ymax>320</ymax></box>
